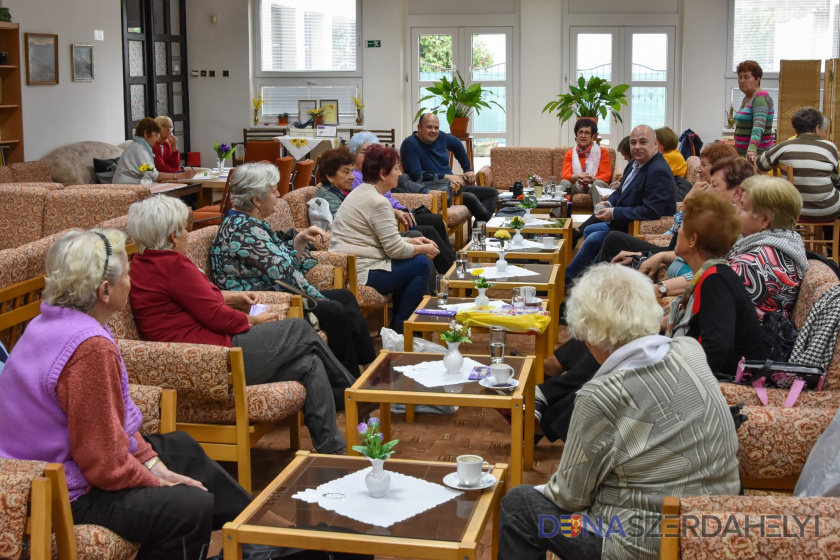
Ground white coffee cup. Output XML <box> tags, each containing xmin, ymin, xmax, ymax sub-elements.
<box><xmin>490</xmin><ymin>363</ymin><xmax>514</xmax><ymax>385</ymax></box>
<box><xmin>542</xmin><ymin>236</ymin><xmax>556</xmax><ymax>249</ymax></box>
<box><xmin>457</xmin><ymin>454</ymin><xmax>492</xmax><ymax>486</ymax></box>
<box><xmin>521</xmin><ymin>285</ymin><xmax>537</xmax><ymax>303</ymax></box>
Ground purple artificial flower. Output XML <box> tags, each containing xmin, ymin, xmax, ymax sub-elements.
<box><xmin>378</xmin><ymin>433</ymin><xmax>384</xmax><ymax>441</ymax></box>
<box><xmin>368</xmin><ymin>417</ymin><xmax>380</xmax><ymax>429</ymax></box>
<box><xmin>357</xmin><ymin>422</ymin><xmax>368</xmax><ymax>435</ymax></box>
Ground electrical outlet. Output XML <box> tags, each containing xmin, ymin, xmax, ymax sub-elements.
<box><xmin>94</xmin><ymin>30</ymin><xmax>104</xmax><ymax>41</ymax></box>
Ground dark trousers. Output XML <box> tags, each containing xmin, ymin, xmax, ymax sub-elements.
<box><xmin>595</xmin><ymin>230</ymin><xmax>675</xmax><ymax>264</ymax></box>
<box><xmin>312</xmin><ymin>289</ymin><xmax>377</xmax><ymax>373</ymax></box>
<box><xmin>366</xmin><ymin>254</ymin><xmax>430</xmax><ymax>334</ymax></box>
<box><xmin>414</xmin><ymin>213</ymin><xmax>456</xmax><ymax>273</ymax></box>
<box><xmin>461</xmin><ymin>185</ymin><xmax>499</xmax><ymax>222</ymax></box>
<box><xmin>540</xmin><ymin>340</ymin><xmax>601</xmax><ymax>442</ymax></box>
<box><xmin>70</xmin><ymin>431</ymin><xmax>252</xmax><ymax>560</ymax></box>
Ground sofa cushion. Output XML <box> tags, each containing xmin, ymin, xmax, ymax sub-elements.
<box><xmin>41</xmin><ymin>141</ymin><xmax>124</xmax><ymax>186</ymax></box>
<box><xmin>9</xmin><ymin>162</ymin><xmax>52</xmax><ymax>183</ymax></box>
<box><xmin>489</xmin><ymin>147</ymin><xmax>553</xmax><ymax>191</ymax></box>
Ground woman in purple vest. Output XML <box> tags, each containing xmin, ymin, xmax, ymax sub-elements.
<box><xmin>0</xmin><ymin>230</ymin><xmax>288</xmax><ymax>560</ymax></box>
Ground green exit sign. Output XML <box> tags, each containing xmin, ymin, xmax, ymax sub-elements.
<box><xmin>366</xmin><ymin>40</ymin><xmax>381</xmax><ymax>48</ymax></box>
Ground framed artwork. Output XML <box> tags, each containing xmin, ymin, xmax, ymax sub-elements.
<box><xmin>298</xmin><ymin>99</ymin><xmax>317</xmax><ymax>122</ymax></box>
<box><xmin>71</xmin><ymin>44</ymin><xmax>94</xmax><ymax>82</ymax></box>
<box><xmin>25</xmin><ymin>33</ymin><xmax>59</xmax><ymax>85</ymax></box>
<box><xmin>320</xmin><ymin>99</ymin><xmax>339</xmax><ymax>125</ymax></box>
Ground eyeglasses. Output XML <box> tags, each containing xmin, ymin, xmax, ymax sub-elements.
<box><xmin>576</xmin><ymin>130</ymin><xmax>592</xmax><ymax>137</ymax></box>
<box><xmin>93</xmin><ymin>232</ymin><xmax>111</xmax><ymax>278</ymax></box>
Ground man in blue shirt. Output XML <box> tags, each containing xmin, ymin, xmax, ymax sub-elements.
<box><xmin>400</xmin><ymin>114</ymin><xmax>499</xmax><ymax>221</ymax></box>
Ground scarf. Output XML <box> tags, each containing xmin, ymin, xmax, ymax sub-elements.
<box><xmin>321</xmin><ymin>180</ymin><xmax>349</xmax><ymax>202</ymax></box>
<box><xmin>668</xmin><ymin>257</ymin><xmax>728</xmax><ymax>337</ymax></box>
<box><xmin>729</xmin><ymin>229</ymin><xmax>809</xmax><ymax>273</ymax></box>
<box><xmin>133</xmin><ymin>135</ymin><xmax>155</xmax><ymax>162</ymax></box>
<box><xmin>571</xmin><ymin>142</ymin><xmax>601</xmax><ymax>186</ymax></box>
<box><xmin>789</xmin><ymin>286</ymin><xmax>840</xmax><ymax>369</ymax></box>
<box><xmin>590</xmin><ymin>335</ymin><xmax>672</xmax><ymax>382</ymax></box>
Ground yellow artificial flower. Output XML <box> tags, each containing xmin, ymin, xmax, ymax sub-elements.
<box><xmin>352</xmin><ymin>95</ymin><xmax>365</xmax><ymax>110</ymax></box>
<box><xmin>471</xmin><ymin>268</ymin><xmax>485</xmax><ymax>276</ymax></box>
<box><xmin>252</xmin><ymin>95</ymin><xmax>264</xmax><ymax>109</ymax></box>
<box><xmin>139</xmin><ymin>163</ymin><xmax>154</xmax><ymax>172</ymax></box>
<box><xmin>494</xmin><ymin>230</ymin><xmax>511</xmax><ymax>240</ymax></box>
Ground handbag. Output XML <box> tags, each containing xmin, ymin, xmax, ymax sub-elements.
<box><xmin>420</xmin><ymin>177</ymin><xmax>453</xmax><ymax>205</ymax></box>
<box><xmin>275</xmin><ymin>279</ymin><xmax>320</xmax><ymax>330</ymax></box>
<box><xmin>630</xmin><ymin>251</ymin><xmax>655</xmax><ymax>270</ymax></box>
<box><xmin>731</xmin><ymin>358</ymin><xmax>827</xmax><ymax>407</ymax></box>
<box><xmin>760</xmin><ymin>310</ymin><xmax>798</xmax><ymax>362</ymax></box>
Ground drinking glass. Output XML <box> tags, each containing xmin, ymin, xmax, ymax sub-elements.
<box><xmin>471</xmin><ymin>228</ymin><xmax>483</xmax><ymax>249</ymax></box>
<box><xmin>456</xmin><ymin>251</ymin><xmax>468</xmax><ymax>278</ymax></box>
<box><xmin>489</xmin><ymin>325</ymin><xmax>506</xmax><ymax>364</ymax></box>
<box><xmin>476</xmin><ymin>221</ymin><xmax>487</xmax><ymax>245</ymax></box>
<box><xmin>511</xmin><ymin>287</ymin><xmax>526</xmax><ymax>308</ymax></box>
<box><xmin>436</xmin><ymin>274</ymin><xmax>449</xmax><ymax>306</ymax></box>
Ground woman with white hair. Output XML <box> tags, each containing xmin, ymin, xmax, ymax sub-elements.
<box><xmin>127</xmin><ymin>195</ymin><xmax>350</xmax><ymax>453</ymax></box>
<box><xmin>152</xmin><ymin>115</ymin><xmax>182</xmax><ymax>173</ymax></box>
<box><xmin>0</xmin><ymin>229</ymin><xmax>273</xmax><ymax>559</ymax></box>
<box><xmin>210</xmin><ymin>162</ymin><xmax>376</xmax><ymax>379</ymax></box>
<box><xmin>498</xmin><ymin>263</ymin><xmax>740</xmax><ymax>560</ymax></box>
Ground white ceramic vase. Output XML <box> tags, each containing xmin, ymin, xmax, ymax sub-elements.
<box><xmin>365</xmin><ymin>458</ymin><xmax>390</xmax><ymax>498</ymax></box>
<box><xmin>475</xmin><ymin>287</ymin><xmax>490</xmax><ymax>307</ymax></box>
<box><xmin>524</xmin><ymin>208</ymin><xmax>533</xmax><ymax>223</ymax></box>
<box><xmin>443</xmin><ymin>341</ymin><xmax>464</xmax><ymax>374</ymax></box>
<box><xmin>512</xmin><ymin>231</ymin><xmax>524</xmax><ymax>246</ymax></box>
<box><xmin>496</xmin><ymin>251</ymin><xmax>508</xmax><ymax>272</ymax></box>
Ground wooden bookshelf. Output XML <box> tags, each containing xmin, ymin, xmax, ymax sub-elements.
<box><xmin>0</xmin><ymin>22</ymin><xmax>23</xmax><ymax>163</ymax></box>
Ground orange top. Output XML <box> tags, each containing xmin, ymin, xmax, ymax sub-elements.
<box><xmin>562</xmin><ymin>146</ymin><xmax>613</xmax><ymax>182</ymax></box>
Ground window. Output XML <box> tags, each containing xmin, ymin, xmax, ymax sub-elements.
<box><xmin>730</xmin><ymin>0</ymin><xmax>840</xmax><ymax>73</ymax></box>
<box><xmin>258</xmin><ymin>0</ymin><xmax>358</xmax><ymax>74</ymax></box>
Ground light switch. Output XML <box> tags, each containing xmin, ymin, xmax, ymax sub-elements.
<box><xmin>94</xmin><ymin>30</ymin><xmax>104</xmax><ymax>41</ymax></box>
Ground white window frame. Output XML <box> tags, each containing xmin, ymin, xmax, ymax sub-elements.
<box><xmin>252</xmin><ymin>0</ymin><xmax>363</xmax><ymax>79</ymax></box>
<box><xmin>725</xmin><ymin>0</ymin><xmax>839</xmax><ymax>79</ymax></box>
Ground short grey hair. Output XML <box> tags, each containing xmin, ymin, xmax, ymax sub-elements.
<box><xmin>44</xmin><ymin>229</ymin><xmax>127</xmax><ymax>313</ymax></box>
<box><xmin>154</xmin><ymin>115</ymin><xmax>173</xmax><ymax>128</ymax></box>
<box><xmin>127</xmin><ymin>195</ymin><xmax>190</xmax><ymax>254</ymax></box>
<box><xmin>566</xmin><ymin>264</ymin><xmax>663</xmax><ymax>353</ymax></box>
<box><xmin>229</xmin><ymin>163</ymin><xmax>279</xmax><ymax>212</ymax></box>
<box><xmin>348</xmin><ymin>131</ymin><xmax>379</xmax><ymax>155</ymax></box>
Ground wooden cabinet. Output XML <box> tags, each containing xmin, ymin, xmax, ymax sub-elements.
<box><xmin>0</xmin><ymin>22</ymin><xmax>23</xmax><ymax>163</ymax></box>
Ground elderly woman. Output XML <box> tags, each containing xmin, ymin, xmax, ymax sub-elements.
<box><xmin>668</xmin><ymin>192</ymin><xmax>769</xmax><ymax>374</ymax></box>
<box><xmin>0</xmin><ymin>229</ymin><xmax>277</xmax><ymax>559</ymax></box>
<box><xmin>331</xmin><ymin>144</ymin><xmax>439</xmax><ymax>333</ymax></box>
<box><xmin>734</xmin><ymin>60</ymin><xmax>775</xmax><ymax>163</ymax></box>
<box><xmin>113</xmin><ymin>117</ymin><xmax>195</xmax><ymax>184</ymax></box>
<box><xmin>127</xmin><ymin>195</ymin><xmax>349</xmax><ymax>452</ymax></box>
<box><xmin>211</xmin><ymin>162</ymin><xmax>375</xmax><ymax>377</ymax></box>
<box><xmin>499</xmin><ymin>264</ymin><xmax>740</xmax><ymax>560</ymax></box>
<box><xmin>152</xmin><ymin>115</ymin><xmax>182</xmax><ymax>173</ymax></box>
<box><xmin>348</xmin><ymin>133</ymin><xmax>455</xmax><ymax>272</ymax></box>
<box><xmin>559</xmin><ymin>118</ymin><xmax>613</xmax><ymax>204</ymax></box>
<box><xmin>757</xmin><ymin>106</ymin><xmax>840</xmax><ymax>220</ymax></box>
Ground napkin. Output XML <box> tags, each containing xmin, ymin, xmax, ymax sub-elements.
<box><xmin>395</xmin><ymin>357</ymin><xmax>488</xmax><ymax>387</ymax></box>
<box><xmin>476</xmin><ymin>265</ymin><xmax>540</xmax><ymax>280</ymax></box>
<box><xmin>441</xmin><ymin>300</ymin><xmax>506</xmax><ymax>312</ymax></box>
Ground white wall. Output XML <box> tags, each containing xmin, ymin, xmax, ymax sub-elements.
<box><xmin>5</xmin><ymin>0</ymin><xmax>124</xmax><ymax>160</ymax></box>
<box><xmin>360</xmin><ymin>0</ymin><xmax>406</xmax><ymax>134</ymax></box>
<box><xmin>519</xmin><ymin>0</ymin><xmax>563</xmax><ymax>147</ymax></box>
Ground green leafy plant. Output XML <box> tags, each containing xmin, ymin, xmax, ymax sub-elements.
<box><xmin>414</xmin><ymin>70</ymin><xmax>505</xmax><ymax>125</ymax></box>
<box><xmin>541</xmin><ymin>76</ymin><xmax>629</xmax><ymax>124</ymax></box>
<box><xmin>509</xmin><ymin>216</ymin><xmax>526</xmax><ymax>230</ymax></box>
<box><xmin>517</xmin><ymin>195</ymin><xmax>538</xmax><ymax>210</ymax></box>
<box><xmin>352</xmin><ymin>417</ymin><xmax>398</xmax><ymax>460</ymax></box>
<box><xmin>471</xmin><ymin>273</ymin><xmax>494</xmax><ymax>289</ymax></box>
<box><xmin>440</xmin><ymin>320</ymin><xmax>472</xmax><ymax>344</ymax></box>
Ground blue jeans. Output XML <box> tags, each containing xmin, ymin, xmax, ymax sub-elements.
<box><xmin>565</xmin><ymin>222</ymin><xmax>611</xmax><ymax>285</ymax></box>
<box><xmin>366</xmin><ymin>254</ymin><xmax>430</xmax><ymax>333</ymax></box>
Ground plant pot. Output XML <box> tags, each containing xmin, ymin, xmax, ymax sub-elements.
<box><xmin>496</xmin><ymin>251</ymin><xmax>508</xmax><ymax>272</ymax></box>
<box><xmin>315</xmin><ymin>116</ymin><xmax>324</xmax><ymax>126</ymax></box>
<box><xmin>475</xmin><ymin>287</ymin><xmax>490</xmax><ymax>307</ymax></box>
<box><xmin>278</xmin><ymin>118</ymin><xmax>288</xmax><ymax>126</ymax></box>
<box><xmin>365</xmin><ymin>458</ymin><xmax>391</xmax><ymax>498</ymax></box>
<box><xmin>443</xmin><ymin>341</ymin><xmax>464</xmax><ymax>374</ymax></box>
<box><xmin>450</xmin><ymin>117</ymin><xmax>470</xmax><ymax>138</ymax></box>
<box><xmin>576</xmin><ymin>116</ymin><xmax>599</xmax><ymax>124</ymax></box>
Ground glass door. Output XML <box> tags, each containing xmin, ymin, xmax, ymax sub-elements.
<box><xmin>411</xmin><ymin>27</ymin><xmax>512</xmax><ymax>168</ymax></box>
<box><xmin>570</xmin><ymin>27</ymin><xmax>675</xmax><ymax>152</ymax></box>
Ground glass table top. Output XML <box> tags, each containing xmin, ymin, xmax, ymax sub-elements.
<box><xmin>446</xmin><ymin>263</ymin><xmax>556</xmax><ymax>284</ymax></box>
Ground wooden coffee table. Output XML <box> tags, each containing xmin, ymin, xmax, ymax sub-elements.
<box><xmin>486</xmin><ymin>215</ymin><xmax>573</xmax><ymax>268</ymax></box>
<box><xmin>345</xmin><ymin>351</ymin><xmax>535</xmax><ymax>487</ymax></box>
<box><xmin>222</xmin><ymin>451</ymin><xmax>508</xmax><ymax>560</ymax></box>
<box><xmin>460</xmin><ymin>239</ymin><xmax>567</xmax><ymax>267</ymax></box>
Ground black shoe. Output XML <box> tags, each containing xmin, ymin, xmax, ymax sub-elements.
<box><xmin>558</xmin><ymin>302</ymin><xmax>568</xmax><ymax>326</ymax></box>
<box><xmin>572</xmin><ymin>228</ymin><xmax>583</xmax><ymax>248</ymax></box>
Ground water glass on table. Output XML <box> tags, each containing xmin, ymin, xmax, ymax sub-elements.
<box><xmin>476</xmin><ymin>221</ymin><xmax>487</xmax><ymax>245</ymax></box>
<box><xmin>471</xmin><ymin>228</ymin><xmax>483</xmax><ymax>250</ymax></box>
<box><xmin>436</xmin><ymin>274</ymin><xmax>449</xmax><ymax>306</ymax></box>
<box><xmin>456</xmin><ymin>250</ymin><xmax>468</xmax><ymax>278</ymax></box>
<box><xmin>489</xmin><ymin>325</ymin><xmax>506</xmax><ymax>364</ymax></box>
<box><xmin>512</xmin><ymin>287</ymin><xmax>526</xmax><ymax>309</ymax></box>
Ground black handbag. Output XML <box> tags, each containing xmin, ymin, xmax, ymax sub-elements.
<box><xmin>420</xmin><ymin>177</ymin><xmax>453</xmax><ymax>205</ymax></box>
<box><xmin>275</xmin><ymin>280</ymin><xmax>320</xmax><ymax>330</ymax></box>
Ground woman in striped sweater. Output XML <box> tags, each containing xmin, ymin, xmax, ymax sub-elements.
<box><xmin>734</xmin><ymin>60</ymin><xmax>774</xmax><ymax>163</ymax></box>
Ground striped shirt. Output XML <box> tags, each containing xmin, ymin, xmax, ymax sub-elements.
<box><xmin>756</xmin><ymin>133</ymin><xmax>840</xmax><ymax>219</ymax></box>
<box><xmin>734</xmin><ymin>90</ymin><xmax>774</xmax><ymax>155</ymax></box>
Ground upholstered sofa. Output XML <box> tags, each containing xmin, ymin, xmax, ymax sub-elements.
<box><xmin>40</xmin><ymin>141</ymin><xmax>124</xmax><ymax>185</ymax></box>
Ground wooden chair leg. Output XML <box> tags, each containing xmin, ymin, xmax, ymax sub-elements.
<box><xmin>833</xmin><ymin>219</ymin><xmax>840</xmax><ymax>264</ymax></box>
<box><xmin>289</xmin><ymin>411</ymin><xmax>302</xmax><ymax>450</ymax></box>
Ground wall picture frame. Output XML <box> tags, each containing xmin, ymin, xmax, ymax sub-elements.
<box><xmin>320</xmin><ymin>99</ymin><xmax>339</xmax><ymax>125</ymax></box>
<box><xmin>298</xmin><ymin>99</ymin><xmax>317</xmax><ymax>123</ymax></box>
<box><xmin>25</xmin><ymin>33</ymin><xmax>59</xmax><ymax>85</ymax></box>
<box><xmin>71</xmin><ymin>44</ymin><xmax>94</xmax><ymax>82</ymax></box>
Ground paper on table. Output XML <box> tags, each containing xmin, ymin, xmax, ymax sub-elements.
<box><xmin>441</xmin><ymin>300</ymin><xmax>506</xmax><ymax>312</ymax></box>
<box><xmin>595</xmin><ymin>185</ymin><xmax>615</xmax><ymax>198</ymax></box>
<box><xmin>498</xmin><ymin>191</ymin><xmax>514</xmax><ymax>199</ymax></box>
<box><xmin>477</xmin><ymin>265</ymin><xmax>540</xmax><ymax>280</ymax></box>
<box><xmin>293</xmin><ymin>467</ymin><xmax>462</xmax><ymax>528</ymax></box>
<box><xmin>489</xmin><ymin>239</ymin><xmax>544</xmax><ymax>250</ymax></box>
<box><xmin>395</xmin><ymin>357</ymin><xmax>488</xmax><ymax>387</ymax></box>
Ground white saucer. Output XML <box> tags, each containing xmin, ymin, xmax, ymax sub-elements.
<box><xmin>526</xmin><ymin>297</ymin><xmax>543</xmax><ymax>304</ymax></box>
<box><xmin>443</xmin><ymin>472</ymin><xmax>497</xmax><ymax>491</ymax></box>
<box><xmin>479</xmin><ymin>378</ymin><xmax>520</xmax><ymax>390</ymax></box>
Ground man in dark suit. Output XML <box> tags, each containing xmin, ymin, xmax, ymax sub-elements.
<box><xmin>565</xmin><ymin>124</ymin><xmax>676</xmax><ymax>285</ymax></box>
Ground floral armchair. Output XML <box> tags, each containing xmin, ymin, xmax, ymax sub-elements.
<box><xmin>719</xmin><ymin>259</ymin><xmax>840</xmax><ymax>409</ymax></box>
<box><xmin>0</xmin><ymin>385</ymin><xmax>173</xmax><ymax>560</ymax></box>
<box><xmin>661</xmin><ymin>495</ymin><xmax>840</xmax><ymax>559</ymax></box>
<box><xmin>42</xmin><ymin>188</ymin><xmax>147</xmax><ymax>238</ymax></box>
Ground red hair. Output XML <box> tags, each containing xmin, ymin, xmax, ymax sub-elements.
<box><xmin>361</xmin><ymin>144</ymin><xmax>400</xmax><ymax>184</ymax></box>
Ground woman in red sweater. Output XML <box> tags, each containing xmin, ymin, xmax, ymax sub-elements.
<box><xmin>126</xmin><ymin>195</ymin><xmax>351</xmax><ymax>453</ymax></box>
<box><xmin>559</xmin><ymin>118</ymin><xmax>613</xmax><ymax>203</ymax></box>
<box><xmin>152</xmin><ymin>115</ymin><xmax>182</xmax><ymax>173</ymax></box>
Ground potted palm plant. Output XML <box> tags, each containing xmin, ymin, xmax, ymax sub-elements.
<box><xmin>542</xmin><ymin>76</ymin><xmax>629</xmax><ymax>124</ymax></box>
<box><xmin>414</xmin><ymin>70</ymin><xmax>504</xmax><ymax>137</ymax></box>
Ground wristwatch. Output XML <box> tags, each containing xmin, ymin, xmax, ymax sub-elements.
<box><xmin>656</xmin><ymin>282</ymin><xmax>668</xmax><ymax>298</ymax></box>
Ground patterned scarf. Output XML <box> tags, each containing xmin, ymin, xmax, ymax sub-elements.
<box><xmin>729</xmin><ymin>229</ymin><xmax>809</xmax><ymax>273</ymax></box>
<box><xmin>321</xmin><ymin>180</ymin><xmax>349</xmax><ymax>201</ymax></box>
<box><xmin>571</xmin><ymin>142</ymin><xmax>602</xmax><ymax>186</ymax></box>
<box><xmin>789</xmin><ymin>286</ymin><xmax>840</xmax><ymax>369</ymax></box>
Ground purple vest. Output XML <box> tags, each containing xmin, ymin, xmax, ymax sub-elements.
<box><xmin>0</xmin><ymin>302</ymin><xmax>143</xmax><ymax>500</ymax></box>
